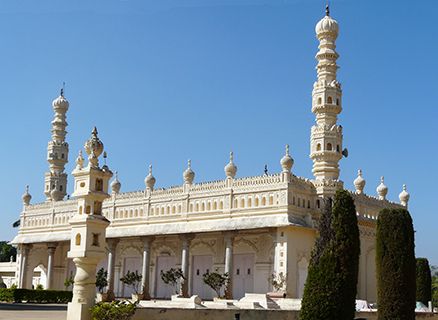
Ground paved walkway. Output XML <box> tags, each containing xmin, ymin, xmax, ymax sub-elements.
<box><xmin>0</xmin><ymin>303</ymin><xmax>66</xmax><ymax>320</ymax></box>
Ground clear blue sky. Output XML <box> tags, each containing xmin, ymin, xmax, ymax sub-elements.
<box><xmin>0</xmin><ymin>0</ymin><xmax>437</xmax><ymax>265</ymax></box>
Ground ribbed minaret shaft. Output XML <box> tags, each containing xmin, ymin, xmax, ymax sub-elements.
<box><xmin>310</xmin><ymin>9</ymin><xmax>343</xmax><ymax>188</ymax></box>
<box><xmin>44</xmin><ymin>90</ymin><xmax>69</xmax><ymax>201</ymax></box>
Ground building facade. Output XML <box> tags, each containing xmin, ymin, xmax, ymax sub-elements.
<box><xmin>11</xmin><ymin>9</ymin><xmax>410</xmax><ymax>303</ymax></box>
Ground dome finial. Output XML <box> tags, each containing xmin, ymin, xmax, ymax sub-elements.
<box><xmin>145</xmin><ymin>164</ymin><xmax>156</xmax><ymax>190</ymax></box>
<box><xmin>22</xmin><ymin>185</ymin><xmax>32</xmax><ymax>205</ymax></box>
<box><xmin>184</xmin><ymin>159</ymin><xmax>195</xmax><ymax>184</ymax></box>
<box><xmin>111</xmin><ymin>171</ymin><xmax>121</xmax><ymax>194</ymax></box>
<box><xmin>280</xmin><ymin>144</ymin><xmax>294</xmax><ymax>173</ymax></box>
<box><xmin>225</xmin><ymin>151</ymin><xmax>237</xmax><ymax>178</ymax></box>
<box><xmin>353</xmin><ymin>169</ymin><xmax>366</xmax><ymax>194</ymax></box>
<box><xmin>326</xmin><ymin>4</ymin><xmax>330</xmax><ymax>16</ymax></box>
<box><xmin>376</xmin><ymin>176</ymin><xmax>388</xmax><ymax>200</ymax></box>
<box><xmin>399</xmin><ymin>184</ymin><xmax>410</xmax><ymax>207</ymax></box>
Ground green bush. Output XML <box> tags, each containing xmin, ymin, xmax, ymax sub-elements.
<box><xmin>0</xmin><ymin>288</ymin><xmax>72</xmax><ymax>303</ymax></box>
<box><xmin>96</xmin><ymin>268</ymin><xmax>108</xmax><ymax>293</ymax></box>
<box><xmin>91</xmin><ymin>301</ymin><xmax>136</xmax><ymax>320</ymax></box>
<box><xmin>376</xmin><ymin>208</ymin><xmax>416</xmax><ymax>320</ymax></box>
<box><xmin>416</xmin><ymin>258</ymin><xmax>432</xmax><ymax>306</ymax></box>
<box><xmin>300</xmin><ymin>190</ymin><xmax>360</xmax><ymax>320</ymax></box>
<box><xmin>202</xmin><ymin>271</ymin><xmax>229</xmax><ymax>297</ymax></box>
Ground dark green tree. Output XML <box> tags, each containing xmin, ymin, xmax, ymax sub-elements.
<box><xmin>376</xmin><ymin>208</ymin><xmax>416</xmax><ymax>320</ymax></box>
<box><xmin>300</xmin><ymin>190</ymin><xmax>360</xmax><ymax>320</ymax></box>
<box><xmin>0</xmin><ymin>241</ymin><xmax>16</xmax><ymax>262</ymax></box>
<box><xmin>416</xmin><ymin>258</ymin><xmax>432</xmax><ymax>306</ymax></box>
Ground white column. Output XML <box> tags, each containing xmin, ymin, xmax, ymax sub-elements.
<box><xmin>141</xmin><ymin>237</ymin><xmax>154</xmax><ymax>299</ymax></box>
<box><xmin>179</xmin><ymin>234</ymin><xmax>194</xmax><ymax>297</ymax></box>
<box><xmin>19</xmin><ymin>244</ymin><xmax>31</xmax><ymax>288</ymax></box>
<box><xmin>47</xmin><ymin>243</ymin><xmax>57</xmax><ymax>289</ymax></box>
<box><xmin>224</xmin><ymin>232</ymin><xmax>235</xmax><ymax>299</ymax></box>
<box><xmin>106</xmin><ymin>239</ymin><xmax>119</xmax><ymax>300</ymax></box>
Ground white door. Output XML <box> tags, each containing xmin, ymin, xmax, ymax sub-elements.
<box><xmin>191</xmin><ymin>255</ymin><xmax>213</xmax><ymax>300</ymax></box>
<box><xmin>155</xmin><ymin>256</ymin><xmax>177</xmax><ymax>299</ymax></box>
<box><xmin>122</xmin><ymin>257</ymin><xmax>142</xmax><ymax>297</ymax></box>
<box><xmin>233</xmin><ymin>254</ymin><xmax>254</xmax><ymax>299</ymax></box>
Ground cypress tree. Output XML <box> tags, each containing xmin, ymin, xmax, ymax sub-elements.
<box><xmin>300</xmin><ymin>190</ymin><xmax>360</xmax><ymax>320</ymax></box>
<box><xmin>416</xmin><ymin>258</ymin><xmax>432</xmax><ymax>306</ymax></box>
<box><xmin>376</xmin><ymin>208</ymin><xmax>416</xmax><ymax>320</ymax></box>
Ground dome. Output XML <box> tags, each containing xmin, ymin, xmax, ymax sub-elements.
<box><xmin>50</xmin><ymin>181</ymin><xmax>63</xmax><ymax>201</ymax></box>
<box><xmin>353</xmin><ymin>169</ymin><xmax>366</xmax><ymax>194</ymax></box>
<box><xmin>145</xmin><ymin>165</ymin><xmax>156</xmax><ymax>190</ymax></box>
<box><xmin>224</xmin><ymin>152</ymin><xmax>237</xmax><ymax>178</ymax></box>
<box><xmin>183</xmin><ymin>160</ymin><xmax>195</xmax><ymax>184</ymax></box>
<box><xmin>22</xmin><ymin>185</ymin><xmax>31</xmax><ymax>205</ymax></box>
<box><xmin>52</xmin><ymin>90</ymin><xmax>69</xmax><ymax>110</ymax></box>
<box><xmin>84</xmin><ymin>127</ymin><xmax>104</xmax><ymax>167</ymax></box>
<box><xmin>111</xmin><ymin>172</ymin><xmax>121</xmax><ymax>194</ymax></box>
<box><xmin>376</xmin><ymin>176</ymin><xmax>388</xmax><ymax>200</ymax></box>
<box><xmin>315</xmin><ymin>6</ymin><xmax>339</xmax><ymax>37</ymax></box>
<box><xmin>75</xmin><ymin>150</ymin><xmax>84</xmax><ymax>170</ymax></box>
<box><xmin>399</xmin><ymin>184</ymin><xmax>410</xmax><ymax>206</ymax></box>
<box><xmin>280</xmin><ymin>145</ymin><xmax>294</xmax><ymax>173</ymax></box>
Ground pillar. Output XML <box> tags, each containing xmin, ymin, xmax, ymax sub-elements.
<box><xmin>179</xmin><ymin>234</ymin><xmax>194</xmax><ymax>297</ymax></box>
<box><xmin>46</xmin><ymin>243</ymin><xmax>57</xmax><ymax>289</ymax></box>
<box><xmin>106</xmin><ymin>238</ymin><xmax>119</xmax><ymax>301</ymax></box>
<box><xmin>141</xmin><ymin>236</ymin><xmax>154</xmax><ymax>299</ymax></box>
<box><xmin>224</xmin><ymin>232</ymin><xmax>235</xmax><ymax>299</ymax></box>
<box><xmin>19</xmin><ymin>244</ymin><xmax>31</xmax><ymax>288</ymax></box>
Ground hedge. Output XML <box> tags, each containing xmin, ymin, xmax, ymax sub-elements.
<box><xmin>416</xmin><ymin>258</ymin><xmax>432</xmax><ymax>306</ymax></box>
<box><xmin>0</xmin><ymin>288</ymin><xmax>72</xmax><ymax>303</ymax></box>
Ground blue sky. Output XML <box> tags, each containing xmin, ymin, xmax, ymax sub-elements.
<box><xmin>0</xmin><ymin>0</ymin><xmax>437</xmax><ymax>265</ymax></box>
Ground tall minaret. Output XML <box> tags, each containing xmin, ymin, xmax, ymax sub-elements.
<box><xmin>44</xmin><ymin>89</ymin><xmax>69</xmax><ymax>201</ymax></box>
<box><xmin>310</xmin><ymin>6</ymin><xmax>344</xmax><ymax>196</ymax></box>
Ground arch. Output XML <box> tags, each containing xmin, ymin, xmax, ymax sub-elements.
<box><xmin>75</xmin><ymin>233</ymin><xmax>81</xmax><ymax>246</ymax></box>
<box><xmin>134</xmin><ymin>209</ymin><xmax>138</xmax><ymax>217</ymax></box>
<box><xmin>213</xmin><ymin>201</ymin><xmax>217</xmax><ymax>211</ymax></box>
<box><xmin>307</xmin><ymin>200</ymin><xmax>311</xmax><ymax>209</ymax></box>
<box><xmin>269</xmin><ymin>196</ymin><xmax>274</xmax><ymax>206</ymax></box>
<box><xmin>336</xmin><ymin>98</ymin><xmax>340</xmax><ymax>106</ymax></box>
<box><xmin>317</xmin><ymin>97</ymin><xmax>322</xmax><ymax>105</ymax></box>
<box><xmin>160</xmin><ymin>207</ymin><xmax>164</xmax><ymax>215</ymax></box>
<box><xmin>327</xmin><ymin>96</ymin><xmax>333</xmax><ymax>104</ymax></box>
<box><xmin>201</xmin><ymin>202</ymin><xmax>205</xmax><ymax>211</ymax></box>
<box><xmin>316</xmin><ymin>143</ymin><xmax>321</xmax><ymax>151</ymax></box>
<box><xmin>248</xmin><ymin>197</ymin><xmax>252</xmax><ymax>207</ymax></box>
<box><xmin>190</xmin><ymin>204</ymin><xmax>193</xmax><ymax>212</ymax></box>
<box><xmin>219</xmin><ymin>201</ymin><xmax>224</xmax><ymax>210</ymax></box>
<box><xmin>178</xmin><ymin>205</ymin><xmax>182</xmax><ymax>213</ymax></box>
<box><xmin>261</xmin><ymin>197</ymin><xmax>267</xmax><ymax>206</ymax></box>
<box><xmin>240</xmin><ymin>198</ymin><xmax>245</xmax><ymax>208</ymax></box>
<box><xmin>336</xmin><ymin>145</ymin><xmax>340</xmax><ymax>152</ymax></box>
<box><xmin>166</xmin><ymin>206</ymin><xmax>170</xmax><ymax>215</ymax></box>
<box><xmin>172</xmin><ymin>206</ymin><xmax>176</xmax><ymax>214</ymax></box>
<box><xmin>255</xmin><ymin>197</ymin><xmax>259</xmax><ymax>207</ymax></box>
<box><xmin>293</xmin><ymin>196</ymin><xmax>296</xmax><ymax>205</ymax></box>
<box><xmin>150</xmin><ymin>208</ymin><xmax>154</xmax><ymax>216</ymax></box>
<box><xmin>234</xmin><ymin>199</ymin><xmax>238</xmax><ymax>208</ymax></box>
<box><xmin>190</xmin><ymin>240</ymin><xmax>216</xmax><ymax>256</ymax></box>
<box><xmin>327</xmin><ymin>143</ymin><xmax>332</xmax><ymax>151</ymax></box>
<box><xmin>129</xmin><ymin>209</ymin><xmax>133</xmax><ymax>218</ymax></box>
<box><xmin>195</xmin><ymin>203</ymin><xmax>199</xmax><ymax>212</ymax></box>
<box><xmin>207</xmin><ymin>202</ymin><xmax>211</xmax><ymax>211</ymax></box>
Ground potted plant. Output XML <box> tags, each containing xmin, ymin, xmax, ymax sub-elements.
<box><xmin>120</xmin><ymin>270</ymin><xmax>142</xmax><ymax>301</ymax></box>
<box><xmin>96</xmin><ymin>268</ymin><xmax>109</xmax><ymax>302</ymax></box>
<box><xmin>268</xmin><ymin>272</ymin><xmax>287</xmax><ymax>298</ymax></box>
<box><xmin>160</xmin><ymin>268</ymin><xmax>184</xmax><ymax>296</ymax></box>
<box><xmin>202</xmin><ymin>270</ymin><xmax>229</xmax><ymax>300</ymax></box>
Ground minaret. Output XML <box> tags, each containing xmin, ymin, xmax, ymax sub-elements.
<box><xmin>310</xmin><ymin>6</ymin><xmax>344</xmax><ymax>196</ymax></box>
<box><xmin>44</xmin><ymin>89</ymin><xmax>69</xmax><ymax>201</ymax></box>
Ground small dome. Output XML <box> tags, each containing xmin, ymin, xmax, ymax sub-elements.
<box><xmin>315</xmin><ymin>6</ymin><xmax>339</xmax><ymax>37</ymax></box>
<box><xmin>111</xmin><ymin>171</ymin><xmax>121</xmax><ymax>194</ymax></box>
<box><xmin>183</xmin><ymin>159</ymin><xmax>195</xmax><ymax>184</ymax></box>
<box><xmin>84</xmin><ymin>127</ymin><xmax>104</xmax><ymax>167</ymax></box>
<box><xmin>376</xmin><ymin>176</ymin><xmax>388</xmax><ymax>200</ymax></box>
<box><xmin>22</xmin><ymin>185</ymin><xmax>31</xmax><ymax>205</ymax></box>
<box><xmin>52</xmin><ymin>90</ymin><xmax>69</xmax><ymax>110</ymax></box>
<box><xmin>50</xmin><ymin>181</ymin><xmax>63</xmax><ymax>201</ymax></box>
<box><xmin>353</xmin><ymin>169</ymin><xmax>366</xmax><ymax>194</ymax></box>
<box><xmin>224</xmin><ymin>152</ymin><xmax>237</xmax><ymax>178</ymax></box>
<box><xmin>399</xmin><ymin>184</ymin><xmax>410</xmax><ymax>207</ymax></box>
<box><xmin>280</xmin><ymin>144</ymin><xmax>294</xmax><ymax>173</ymax></box>
<box><xmin>145</xmin><ymin>165</ymin><xmax>156</xmax><ymax>190</ymax></box>
<box><xmin>75</xmin><ymin>150</ymin><xmax>84</xmax><ymax>170</ymax></box>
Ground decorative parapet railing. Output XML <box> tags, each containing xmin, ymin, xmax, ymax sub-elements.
<box><xmin>350</xmin><ymin>191</ymin><xmax>403</xmax><ymax>221</ymax></box>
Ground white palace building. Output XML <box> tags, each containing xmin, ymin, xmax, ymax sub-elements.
<box><xmin>10</xmin><ymin>9</ymin><xmax>410</xmax><ymax>303</ymax></box>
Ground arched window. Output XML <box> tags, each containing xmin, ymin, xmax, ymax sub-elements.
<box><xmin>316</xmin><ymin>199</ymin><xmax>320</xmax><ymax>209</ymax></box>
<box><xmin>195</xmin><ymin>203</ymin><xmax>199</xmax><ymax>212</ymax></box>
<box><xmin>178</xmin><ymin>205</ymin><xmax>182</xmax><ymax>213</ymax></box>
<box><xmin>75</xmin><ymin>233</ymin><xmax>81</xmax><ymax>246</ymax></box>
<box><xmin>317</xmin><ymin>97</ymin><xmax>322</xmax><ymax>105</ymax></box>
<box><xmin>213</xmin><ymin>201</ymin><xmax>217</xmax><ymax>210</ymax></box>
<box><xmin>336</xmin><ymin>98</ymin><xmax>340</xmax><ymax>106</ymax></box>
<box><xmin>269</xmin><ymin>196</ymin><xmax>274</xmax><ymax>206</ymax></box>
<box><xmin>234</xmin><ymin>199</ymin><xmax>238</xmax><ymax>208</ymax></box>
<box><xmin>316</xmin><ymin>143</ymin><xmax>321</xmax><ymax>151</ymax></box>
<box><xmin>240</xmin><ymin>198</ymin><xmax>245</xmax><ymax>208</ymax></box>
<box><xmin>248</xmin><ymin>198</ymin><xmax>252</xmax><ymax>207</ymax></box>
<box><xmin>308</xmin><ymin>200</ymin><xmax>311</xmax><ymax>209</ymax></box>
<box><xmin>190</xmin><ymin>204</ymin><xmax>193</xmax><ymax>212</ymax></box>
<box><xmin>255</xmin><ymin>198</ymin><xmax>259</xmax><ymax>207</ymax></box>
<box><xmin>201</xmin><ymin>203</ymin><xmax>205</xmax><ymax>211</ymax></box>
<box><xmin>327</xmin><ymin>143</ymin><xmax>332</xmax><ymax>151</ymax></box>
<box><xmin>219</xmin><ymin>201</ymin><xmax>224</xmax><ymax>210</ymax></box>
<box><xmin>262</xmin><ymin>197</ymin><xmax>266</xmax><ymax>206</ymax></box>
<box><xmin>336</xmin><ymin>145</ymin><xmax>340</xmax><ymax>152</ymax></box>
<box><xmin>327</xmin><ymin>96</ymin><xmax>333</xmax><ymax>104</ymax></box>
<box><xmin>172</xmin><ymin>206</ymin><xmax>176</xmax><ymax>214</ymax></box>
<box><xmin>207</xmin><ymin>202</ymin><xmax>211</xmax><ymax>211</ymax></box>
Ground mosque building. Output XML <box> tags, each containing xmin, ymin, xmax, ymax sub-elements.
<box><xmin>11</xmin><ymin>8</ymin><xmax>410</xmax><ymax>302</ymax></box>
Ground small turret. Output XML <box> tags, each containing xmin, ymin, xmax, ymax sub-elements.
<box><xmin>224</xmin><ymin>152</ymin><xmax>237</xmax><ymax>179</ymax></box>
<box><xmin>376</xmin><ymin>176</ymin><xmax>388</xmax><ymax>200</ymax></box>
<box><xmin>111</xmin><ymin>171</ymin><xmax>121</xmax><ymax>194</ymax></box>
<box><xmin>353</xmin><ymin>169</ymin><xmax>366</xmax><ymax>194</ymax></box>
<box><xmin>22</xmin><ymin>186</ymin><xmax>32</xmax><ymax>206</ymax></box>
<box><xmin>280</xmin><ymin>144</ymin><xmax>294</xmax><ymax>173</ymax></box>
<box><xmin>145</xmin><ymin>165</ymin><xmax>156</xmax><ymax>190</ymax></box>
<box><xmin>399</xmin><ymin>184</ymin><xmax>410</xmax><ymax>207</ymax></box>
<box><xmin>183</xmin><ymin>160</ymin><xmax>195</xmax><ymax>185</ymax></box>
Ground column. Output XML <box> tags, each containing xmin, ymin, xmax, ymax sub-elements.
<box><xmin>106</xmin><ymin>238</ymin><xmax>119</xmax><ymax>301</ymax></box>
<box><xmin>224</xmin><ymin>232</ymin><xmax>235</xmax><ymax>299</ymax></box>
<box><xmin>46</xmin><ymin>243</ymin><xmax>57</xmax><ymax>289</ymax></box>
<box><xmin>179</xmin><ymin>234</ymin><xmax>194</xmax><ymax>297</ymax></box>
<box><xmin>141</xmin><ymin>236</ymin><xmax>154</xmax><ymax>300</ymax></box>
<box><xmin>19</xmin><ymin>244</ymin><xmax>31</xmax><ymax>288</ymax></box>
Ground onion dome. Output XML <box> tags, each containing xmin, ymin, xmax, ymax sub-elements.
<box><xmin>22</xmin><ymin>185</ymin><xmax>31</xmax><ymax>205</ymax></box>
<box><xmin>353</xmin><ymin>169</ymin><xmax>366</xmax><ymax>195</ymax></box>
<box><xmin>111</xmin><ymin>171</ymin><xmax>121</xmax><ymax>194</ymax></box>
<box><xmin>84</xmin><ymin>127</ymin><xmax>104</xmax><ymax>167</ymax></box>
<box><xmin>75</xmin><ymin>150</ymin><xmax>84</xmax><ymax>170</ymax></box>
<box><xmin>315</xmin><ymin>5</ymin><xmax>339</xmax><ymax>38</ymax></box>
<box><xmin>399</xmin><ymin>184</ymin><xmax>410</xmax><ymax>207</ymax></box>
<box><xmin>280</xmin><ymin>144</ymin><xmax>294</xmax><ymax>173</ymax></box>
<box><xmin>376</xmin><ymin>176</ymin><xmax>388</xmax><ymax>200</ymax></box>
<box><xmin>52</xmin><ymin>89</ymin><xmax>69</xmax><ymax>110</ymax></box>
<box><xmin>183</xmin><ymin>159</ymin><xmax>195</xmax><ymax>184</ymax></box>
<box><xmin>224</xmin><ymin>152</ymin><xmax>237</xmax><ymax>178</ymax></box>
<box><xmin>145</xmin><ymin>165</ymin><xmax>156</xmax><ymax>190</ymax></box>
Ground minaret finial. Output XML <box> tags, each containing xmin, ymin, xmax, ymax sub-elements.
<box><xmin>230</xmin><ymin>151</ymin><xmax>234</xmax><ymax>162</ymax></box>
<box><xmin>61</xmin><ymin>82</ymin><xmax>65</xmax><ymax>96</ymax></box>
<box><xmin>326</xmin><ymin>4</ymin><xmax>330</xmax><ymax>16</ymax></box>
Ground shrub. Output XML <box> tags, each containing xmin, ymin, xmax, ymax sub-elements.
<box><xmin>268</xmin><ymin>272</ymin><xmax>287</xmax><ymax>292</ymax></box>
<box><xmin>202</xmin><ymin>271</ymin><xmax>229</xmax><ymax>297</ymax></box>
<box><xmin>120</xmin><ymin>270</ymin><xmax>142</xmax><ymax>295</ymax></box>
<box><xmin>376</xmin><ymin>208</ymin><xmax>416</xmax><ymax>320</ymax></box>
<box><xmin>416</xmin><ymin>258</ymin><xmax>432</xmax><ymax>306</ymax></box>
<box><xmin>160</xmin><ymin>268</ymin><xmax>184</xmax><ymax>294</ymax></box>
<box><xmin>96</xmin><ymin>268</ymin><xmax>108</xmax><ymax>293</ymax></box>
<box><xmin>0</xmin><ymin>288</ymin><xmax>72</xmax><ymax>303</ymax></box>
<box><xmin>35</xmin><ymin>284</ymin><xmax>44</xmax><ymax>290</ymax></box>
<box><xmin>91</xmin><ymin>300</ymin><xmax>136</xmax><ymax>320</ymax></box>
<box><xmin>300</xmin><ymin>190</ymin><xmax>360</xmax><ymax>320</ymax></box>
<box><xmin>64</xmin><ymin>274</ymin><xmax>74</xmax><ymax>290</ymax></box>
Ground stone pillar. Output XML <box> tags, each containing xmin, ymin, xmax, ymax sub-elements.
<box><xmin>46</xmin><ymin>243</ymin><xmax>57</xmax><ymax>289</ymax></box>
<box><xmin>179</xmin><ymin>234</ymin><xmax>194</xmax><ymax>297</ymax></box>
<box><xmin>224</xmin><ymin>232</ymin><xmax>235</xmax><ymax>299</ymax></box>
<box><xmin>141</xmin><ymin>236</ymin><xmax>154</xmax><ymax>299</ymax></box>
<box><xmin>19</xmin><ymin>244</ymin><xmax>31</xmax><ymax>288</ymax></box>
<box><xmin>106</xmin><ymin>238</ymin><xmax>119</xmax><ymax>301</ymax></box>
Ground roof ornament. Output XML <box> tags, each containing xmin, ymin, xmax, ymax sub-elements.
<box><xmin>353</xmin><ymin>169</ymin><xmax>366</xmax><ymax>194</ymax></box>
<box><xmin>264</xmin><ymin>164</ymin><xmax>268</xmax><ymax>176</ymax></box>
<box><xmin>399</xmin><ymin>184</ymin><xmax>410</xmax><ymax>207</ymax></box>
<box><xmin>22</xmin><ymin>185</ymin><xmax>32</xmax><ymax>205</ymax></box>
<box><xmin>183</xmin><ymin>159</ymin><xmax>195</xmax><ymax>184</ymax></box>
<box><xmin>145</xmin><ymin>164</ymin><xmax>156</xmax><ymax>190</ymax></box>
<box><xmin>326</xmin><ymin>4</ymin><xmax>330</xmax><ymax>16</ymax></box>
<box><xmin>280</xmin><ymin>144</ymin><xmax>294</xmax><ymax>173</ymax></box>
<box><xmin>60</xmin><ymin>81</ymin><xmax>65</xmax><ymax>97</ymax></box>
<box><xmin>376</xmin><ymin>176</ymin><xmax>388</xmax><ymax>200</ymax></box>
<box><xmin>224</xmin><ymin>151</ymin><xmax>237</xmax><ymax>179</ymax></box>
<box><xmin>111</xmin><ymin>171</ymin><xmax>121</xmax><ymax>194</ymax></box>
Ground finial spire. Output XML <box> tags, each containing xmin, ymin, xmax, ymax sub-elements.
<box><xmin>60</xmin><ymin>82</ymin><xmax>65</xmax><ymax>96</ymax></box>
<box><xmin>230</xmin><ymin>152</ymin><xmax>234</xmax><ymax>162</ymax></box>
<box><xmin>325</xmin><ymin>4</ymin><xmax>330</xmax><ymax>16</ymax></box>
